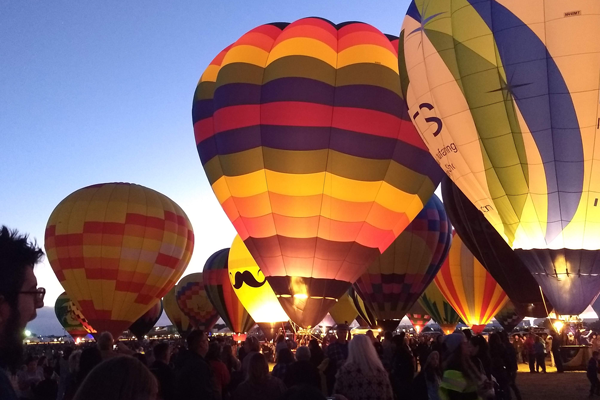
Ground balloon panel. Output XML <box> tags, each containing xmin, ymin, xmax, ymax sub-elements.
<box><xmin>328</xmin><ymin>291</ymin><xmax>358</xmax><ymax>326</ymax></box>
<box><xmin>406</xmin><ymin>302</ymin><xmax>431</xmax><ymax>329</ymax></box>
<box><xmin>434</xmin><ymin>234</ymin><xmax>509</xmax><ymax>328</ymax></box>
<box><xmin>45</xmin><ymin>183</ymin><xmax>194</xmax><ymax>337</ymax></box>
<box><xmin>228</xmin><ymin>235</ymin><xmax>288</xmax><ymax>324</ymax></box>
<box><xmin>163</xmin><ymin>285</ymin><xmax>192</xmax><ymax>337</ymax></box>
<box><xmin>129</xmin><ymin>299</ymin><xmax>163</xmax><ymax>340</ymax></box>
<box><xmin>401</xmin><ymin>0</ymin><xmax>600</xmax><ymax>315</ymax></box>
<box><xmin>194</xmin><ymin>18</ymin><xmax>444</xmax><ymax>327</ymax></box>
<box><xmin>494</xmin><ymin>300</ymin><xmax>524</xmax><ymax>332</ymax></box>
<box><xmin>418</xmin><ymin>283</ymin><xmax>460</xmax><ymax>333</ymax></box>
<box><xmin>354</xmin><ymin>194</ymin><xmax>451</xmax><ymax>321</ymax></box>
<box><xmin>348</xmin><ymin>287</ymin><xmax>377</xmax><ymax>329</ymax></box>
<box><xmin>204</xmin><ymin>248</ymin><xmax>255</xmax><ymax>333</ymax></box>
<box><xmin>176</xmin><ymin>273</ymin><xmax>219</xmax><ymax>331</ymax></box>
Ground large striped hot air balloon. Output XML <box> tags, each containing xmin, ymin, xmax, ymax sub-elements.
<box><xmin>204</xmin><ymin>248</ymin><xmax>255</xmax><ymax>334</ymax></box>
<box><xmin>176</xmin><ymin>273</ymin><xmax>219</xmax><ymax>331</ymax></box>
<box><xmin>354</xmin><ymin>193</ymin><xmax>451</xmax><ymax>332</ymax></box>
<box><xmin>163</xmin><ymin>285</ymin><xmax>192</xmax><ymax>337</ymax></box>
<box><xmin>328</xmin><ymin>290</ymin><xmax>359</xmax><ymax>326</ymax></box>
<box><xmin>419</xmin><ymin>283</ymin><xmax>460</xmax><ymax>334</ymax></box>
<box><xmin>435</xmin><ymin>234</ymin><xmax>509</xmax><ymax>334</ymax></box>
<box><xmin>45</xmin><ymin>183</ymin><xmax>194</xmax><ymax>338</ymax></box>
<box><xmin>406</xmin><ymin>302</ymin><xmax>431</xmax><ymax>333</ymax></box>
<box><xmin>129</xmin><ymin>300</ymin><xmax>163</xmax><ymax>340</ymax></box>
<box><xmin>441</xmin><ymin>177</ymin><xmax>549</xmax><ymax>317</ymax></box>
<box><xmin>228</xmin><ymin>235</ymin><xmax>289</xmax><ymax>335</ymax></box>
<box><xmin>401</xmin><ymin>0</ymin><xmax>600</xmax><ymax>315</ymax></box>
<box><xmin>54</xmin><ymin>292</ymin><xmax>95</xmax><ymax>340</ymax></box>
<box><xmin>193</xmin><ymin>18</ymin><xmax>443</xmax><ymax>327</ymax></box>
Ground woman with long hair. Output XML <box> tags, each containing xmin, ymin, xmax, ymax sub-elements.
<box><xmin>206</xmin><ymin>342</ymin><xmax>231</xmax><ymax>399</ymax></box>
<box><xmin>233</xmin><ymin>353</ymin><xmax>286</xmax><ymax>400</ymax></box>
<box><xmin>439</xmin><ymin>333</ymin><xmax>482</xmax><ymax>400</ymax></box>
<box><xmin>73</xmin><ymin>356</ymin><xmax>158</xmax><ymax>400</ymax></box>
<box><xmin>412</xmin><ymin>351</ymin><xmax>442</xmax><ymax>400</ymax></box>
<box><xmin>333</xmin><ymin>334</ymin><xmax>393</xmax><ymax>400</ymax></box>
<box><xmin>272</xmin><ymin>348</ymin><xmax>294</xmax><ymax>381</ymax></box>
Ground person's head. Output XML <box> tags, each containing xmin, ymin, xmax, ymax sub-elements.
<box><xmin>468</xmin><ymin>335</ymin><xmax>489</xmax><ymax>359</ymax></box>
<box><xmin>347</xmin><ymin>334</ymin><xmax>385</xmax><ymax>374</ymax></box>
<box><xmin>276</xmin><ymin>334</ymin><xmax>285</xmax><ymax>343</ymax></box>
<box><xmin>366</xmin><ymin>330</ymin><xmax>375</xmax><ymax>341</ymax></box>
<box><xmin>308</xmin><ymin>339</ymin><xmax>320</xmax><ymax>351</ymax></box>
<box><xmin>78</xmin><ymin>347</ymin><xmax>102</xmax><ymax>383</ymax></box>
<box><xmin>488</xmin><ymin>332</ymin><xmax>501</xmax><ymax>348</ymax></box>
<box><xmin>38</xmin><ymin>355</ymin><xmax>47</xmax><ymax>367</ymax></box>
<box><xmin>0</xmin><ymin>227</ymin><xmax>44</xmax><ymax>369</ymax></box>
<box><xmin>247</xmin><ymin>352</ymin><xmax>269</xmax><ymax>384</ymax></box>
<box><xmin>73</xmin><ymin>356</ymin><xmax>158</xmax><ymax>400</ymax></box>
<box><xmin>384</xmin><ymin>331</ymin><xmax>393</xmax><ymax>341</ymax></box>
<box><xmin>277</xmin><ymin>348</ymin><xmax>294</xmax><ymax>364</ymax></box>
<box><xmin>153</xmin><ymin>342</ymin><xmax>170</xmax><ymax>364</ymax></box>
<box><xmin>593</xmin><ymin>351</ymin><xmax>599</xmax><ymax>360</ymax></box>
<box><xmin>25</xmin><ymin>355</ymin><xmax>38</xmax><ymax>372</ymax></box>
<box><xmin>206</xmin><ymin>342</ymin><xmax>221</xmax><ymax>362</ymax></box>
<box><xmin>443</xmin><ymin>333</ymin><xmax>467</xmax><ymax>362</ymax></box>
<box><xmin>535</xmin><ymin>335</ymin><xmax>541</xmax><ymax>343</ymax></box>
<box><xmin>336</xmin><ymin>324</ymin><xmax>349</xmax><ymax>343</ymax></box>
<box><xmin>426</xmin><ymin>350</ymin><xmax>440</xmax><ymax>369</ymax></box>
<box><xmin>222</xmin><ymin>344</ymin><xmax>233</xmax><ymax>357</ymax></box>
<box><xmin>296</xmin><ymin>346</ymin><xmax>311</xmax><ymax>362</ymax></box>
<box><xmin>43</xmin><ymin>365</ymin><xmax>54</xmax><ymax>380</ymax></box>
<box><xmin>68</xmin><ymin>350</ymin><xmax>82</xmax><ymax>374</ymax></box>
<box><xmin>187</xmin><ymin>330</ymin><xmax>209</xmax><ymax>357</ymax></box>
<box><xmin>63</xmin><ymin>347</ymin><xmax>74</xmax><ymax>361</ymax></box>
<box><xmin>132</xmin><ymin>352</ymin><xmax>147</xmax><ymax>366</ymax></box>
<box><xmin>97</xmin><ymin>332</ymin><xmax>114</xmax><ymax>351</ymax></box>
<box><xmin>244</xmin><ymin>335</ymin><xmax>260</xmax><ymax>353</ymax></box>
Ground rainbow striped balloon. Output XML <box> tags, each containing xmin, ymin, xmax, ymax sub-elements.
<box><xmin>45</xmin><ymin>183</ymin><xmax>194</xmax><ymax>338</ymax></box>
<box><xmin>204</xmin><ymin>249</ymin><xmax>255</xmax><ymax>334</ymax></box>
<box><xmin>435</xmin><ymin>234</ymin><xmax>509</xmax><ymax>333</ymax></box>
<box><xmin>192</xmin><ymin>18</ymin><xmax>443</xmax><ymax>327</ymax></box>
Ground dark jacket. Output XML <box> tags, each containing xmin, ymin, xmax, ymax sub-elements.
<box><xmin>175</xmin><ymin>350</ymin><xmax>218</xmax><ymax>400</ymax></box>
<box><xmin>284</xmin><ymin>360</ymin><xmax>321</xmax><ymax>389</ymax></box>
<box><xmin>151</xmin><ymin>360</ymin><xmax>176</xmax><ymax>400</ymax></box>
<box><xmin>0</xmin><ymin>370</ymin><xmax>18</xmax><ymax>400</ymax></box>
<box><xmin>588</xmin><ymin>358</ymin><xmax>599</xmax><ymax>380</ymax></box>
<box><xmin>232</xmin><ymin>377</ymin><xmax>286</xmax><ymax>400</ymax></box>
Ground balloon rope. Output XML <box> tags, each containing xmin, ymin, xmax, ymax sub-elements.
<box><xmin>539</xmin><ymin>285</ymin><xmax>550</xmax><ymax>317</ymax></box>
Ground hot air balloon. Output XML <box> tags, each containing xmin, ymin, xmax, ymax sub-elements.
<box><xmin>228</xmin><ymin>235</ymin><xmax>288</xmax><ymax>338</ymax></box>
<box><xmin>45</xmin><ymin>183</ymin><xmax>194</xmax><ymax>338</ymax></box>
<box><xmin>494</xmin><ymin>301</ymin><xmax>525</xmax><ymax>332</ymax></box>
<box><xmin>163</xmin><ymin>285</ymin><xmax>192</xmax><ymax>337</ymax></box>
<box><xmin>129</xmin><ymin>299</ymin><xmax>163</xmax><ymax>340</ymax></box>
<box><xmin>176</xmin><ymin>273</ymin><xmax>219</xmax><ymax>331</ymax></box>
<box><xmin>193</xmin><ymin>18</ymin><xmax>444</xmax><ymax>327</ymax></box>
<box><xmin>349</xmin><ymin>287</ymin><xmax>377</xmax><ymax>329</ymax></box>
<box><xmin>54</xmin><ymin>292</ymin><xmax>95</xmax><ymax>340</ymax></box>
<box><xmin>406</xmin><ymin>302</ymin><xmax>431</xmax><ymax>333</ymax></box>
<box><xmin>328</xmin><ymin>290</ymin><xmax>359</xmax><ymax>326</ymax></box>
<box><xmin>353</xmin><ymin>193</ymin><xmax>451</xmax><ymax>332</ymax></box>
<box><xmin>441</xmin><ymin>177</ymin><xmax>549</xmax><ymax>317</ymax></box>
<box><xmin>204</xmin><ymin>248</ymin><xmax>255</xmax><ymax>334</ymax></box>
<box><xmin>435</xmin><ymin>234</ymin><xmax>509</xmax><ymax>334</ymax></box>
<box><xmin>419</xmin><ymin>283</ymin><xmax>460</xmax><ymax>334</ymax></box>
<box><xmin>401</xmin><ymin>1</ymin><xmax>600</xmax><ymax>315</ymax></box>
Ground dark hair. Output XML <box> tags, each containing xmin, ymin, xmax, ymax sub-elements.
<box><xmin>153</xmin><ymin>342</ymin><xmax>169</xmax><ymax>361</ymax></box>
<box><xmin>280</xmin><ymin>384</ymin><xmax>327</xmax><ymax>400</ymax></box>
<box><xmin>277</xmin><ymin>348</ymin><xmax>294</xmax><ymax>364</ymax></box>
<box><xmin>0</xmin><ymin>226</ymin><xmax>44</xmax><ymax>304</ymax></box>
<box><xmin>245</xmin><ymin>336</ymin><xmax>260</xmax><ymax>352</ymax></box>
<box><xmin>73</xmin><ymin>356</ymin><xmax>157</xmax><ymax>400</ymax></box>
<box><xmin>77</xmin><ymin>347</ymin><xmax>102</xmax><ymax>385</ymax></box>
<box><xmin>247</xmin><ymin>353</ymin><xmax>269</xmax><ymax>384</ymax></box>
<box><xmin>132</xmin><ymin>352</ymin><xmax>147</xmax><ymax>366</ymax></box>
<box><xmin>206</xmin><ymin>342</ymin><xmax>221</xmax><ymax>362</ymax></box>
<box><xmin>187</xmin><ymin>330</ymin><xmax>206</xmax><ymax>350</ymax></box>
<box><xmin>43</xmin><ymin>365</ymin><xmax>54</xmax><ymax>377</ymax></box>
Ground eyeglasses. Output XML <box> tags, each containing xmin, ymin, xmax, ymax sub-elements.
<box><xmin>19</xmin><ymin>287</ymin><xmax>46</xmax><ymax>304</ymax></box>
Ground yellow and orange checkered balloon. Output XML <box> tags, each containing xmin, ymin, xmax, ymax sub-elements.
<box><xmin>45</xmin><ymin>183</ymin><xmax>194</xmax><ymax>338</ymax></box>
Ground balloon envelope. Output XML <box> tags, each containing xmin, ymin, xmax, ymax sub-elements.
<box><xmin>228</xmin><ymin>235</ymin><xmax>289</xmax><ymax>324</ymax></box>
<box><xmin>435</xmin><ymin>234</ymin><xmax>509</xmax><ymax>333</ymax></box>
<box><xmin>129</xmin><ymin>300</ymin><xmax>163</xmax><ymax>340</ymax></box>
<box><xmin>401</xmin><ymin>0</ymin><xmax>600</xmax><ymax>316</ymax></box>
<box><xmin>54</xmin><ymin>292</ymin><xmax>95</xmax><ymax>339</ymax></box>
<box><xmin>406</xmin><ymin>302</ymin><xmax>431</xmax><ymax>332</ymax></box>
<box><xmin>441</xmin><ymin>177</ymin><xmax>549</xmax><ymax>317</ymax></box>
<box><xmin>163</xmin><ymin>285</ymin><xmax>192</xmax><ymax>337</ymax></box>
<box><xmin>354</xmin><ymin>194</ymin><xmax>451</xmax><ymax>329</ymax></box>
<box><xmin>349</xmin><ymin>287</ymin><xmax>377</xmax><ymax>329</ymax></box>
<box><xmin>204</xmin><ymin>248</ymin><xmax>255</xmax><ymax>333</ymax></box>
<box><xmin>494</xmin><ymin>300</ymin><xmax>525</xmax><ymax>332</ymax></box>
<box><xmin>193</xmin><ymin>18</ymin><xmax>443</xmax><ymax>327</ymax></box>
<box><xmin>45</xmin><ymin>183</ymin><xmax>194</xmax><ymax>338</ymax></box>
<box><xmin>328</xmin><ymin>291</ymin><xmax>358</xmax><ymax>326</ymax></box>
<box><xmin>176</xmin><ymin>273</ymin><xmax>219</xmax><ymax>331</ymax></box>
<box><xmin>418</xmin><ymin>283</ymin><xmax>460</xmax><ymax>334</ymax></box>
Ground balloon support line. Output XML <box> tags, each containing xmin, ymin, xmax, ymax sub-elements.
<box><xmin>539</xmin><ymin>285</ymin><xmax>549</xmax><ymax>317</ymax></box>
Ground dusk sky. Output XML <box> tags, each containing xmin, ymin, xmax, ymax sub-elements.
<box><xmin>1</xmin><ymin>0</ymin><xmax>422</xmax><ymax>332</ymax></box>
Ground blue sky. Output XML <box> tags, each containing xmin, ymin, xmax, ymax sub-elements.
<box><xmin>0</xmin><ymin>0</ymin><xmax>414</xmax><ymax>327</ymax></box>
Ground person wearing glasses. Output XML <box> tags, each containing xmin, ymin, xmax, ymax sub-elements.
<box><xmin>0</xmin><ymin>226</ymin><xmax>45</xmax><ymax>400</ymax></box>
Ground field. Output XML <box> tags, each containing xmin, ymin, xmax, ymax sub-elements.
<box><xmin>516</xmin><ymin>364</ymin><xmax>590</xmax><ymax>400</ymax></box>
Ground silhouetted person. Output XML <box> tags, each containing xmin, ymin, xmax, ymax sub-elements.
<box><xmin>0</xmin><ymin>227</ymin><xmax>45</xmax><ymax>400</ymax></box>
<box><xmin>32</xmin><ymin>366</ymin><xmax>58</xmax><ymax>400</ymax></box>
<box><xmin>233</xmin><ymin>353</ymin><xmax>285</xmax><ymax>400</ymax></box>
<box><xmin>175</xmin><ymin>330</ymin><xmax>218</xmax><ymax>400</ymax></box>
<box><xmin>284</xmin><ymin>346</ymin><xmax>321</xmax><ymax>390</ymax></box>
<box><xmin>588</xmin><ymin>351</ymin><xmax>600</xmax><ymax>397</ymax></box>
<box><xmin>150</xmin><ymin>342</ymin><xmax>176</xmax><ymax>400</ymax></box>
